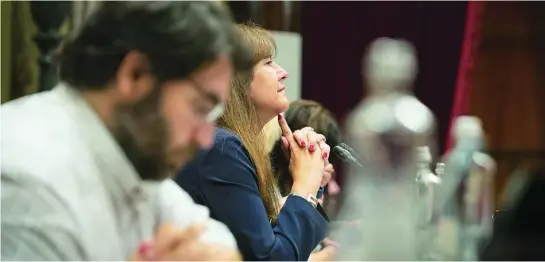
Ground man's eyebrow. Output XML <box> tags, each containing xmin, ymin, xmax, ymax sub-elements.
<box><xmin>202</xmin><ymin>90</ymin><xmax>220</xmax><ymax>105</ymax></box>
<box><xmin>188</xmin><ymin>78</ymin><xmax>220</xmax><ymax>105</ymax></box>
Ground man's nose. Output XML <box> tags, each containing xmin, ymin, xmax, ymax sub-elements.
<box><xmin>193</xmin><ymin>122</ymin><xmax>215</xmax><ymax>149</ymax></box>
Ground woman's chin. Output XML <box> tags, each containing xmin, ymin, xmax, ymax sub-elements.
<box><xmin>275</xmin><ymin>99</ymin><xmax>290</xmax><ymax>114</ymax></box>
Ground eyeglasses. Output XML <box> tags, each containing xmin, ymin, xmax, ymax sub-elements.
<box><xmin>186</xmin><ymin>78</ymin><xmax>225</xmax><ymax>123</ymax></box>
<box><xmin>206</xmin><ymin>104</ymin><xmax>225</xmax><ymax>122</ymax></box>
<box><xmin>80</xmin><ymin>47</ymin><xmax>227</xmax><ymax>122</ymax></box>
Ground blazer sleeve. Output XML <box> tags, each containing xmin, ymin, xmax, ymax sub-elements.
<box><xmin>197</xmin><ymin>137</ymin><xmax>329</xmax><ymax>261</ymax></box>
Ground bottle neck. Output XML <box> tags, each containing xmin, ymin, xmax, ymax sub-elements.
<box><xmin>454</xmin><ymin>136</ymin><xmax>483</xmax><ymax>152</ymax></box>
<box><xmin>416</xmin><ymin>161</ymin><xmax>430</xmax><ymax>170</ymax></box>
<box><xmin>367</xmin><ymin>82</ymin><xmax>410</xmax><ymax>97</ymax></box>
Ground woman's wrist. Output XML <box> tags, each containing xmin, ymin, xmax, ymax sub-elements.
<box><xmin>290</xmin><ymin>182</ymin><xmax>319</xmax><ymax>199</ymax></box>
<box><xmin>289</xmin><ymin>192</ymin><xmax>319</xmax><ymax>208</ymax></box>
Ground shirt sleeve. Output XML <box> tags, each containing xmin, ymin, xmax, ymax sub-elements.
<box><xmin>196</xmin><ymin>137</ymin><xmax>329</xmax><ymax>261</ymax></box>
<box><xmin>157</xmin><ymin>179</ymin><xmax>238</xmax><ymax>248</ymax></box>
<box><xmin>1</xmin><ymin>174</ymin><xmax>86</xmax><ymax>260</ymax></box>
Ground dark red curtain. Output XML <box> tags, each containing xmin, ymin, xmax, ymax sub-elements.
<box><xmin>300</xmin><ymin>1</ymin><xmax>468</xmax><ymax>156</ymax></box>
<box><xmin>446</xmin><ymin>2</ymin><xmax>485</xmax><ymax>150</ymax></box>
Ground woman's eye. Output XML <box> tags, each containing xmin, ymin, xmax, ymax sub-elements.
<box><xmin>265</xmin><ymin>60</ymin><xmax>273</xmax><ymax>66</ymax></box>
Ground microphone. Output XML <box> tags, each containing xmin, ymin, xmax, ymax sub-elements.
<box><xmin>338</xmin><ymin>143</ymin><xmax>361</xmax><ymax>162</ymax></box>
<box><xmin>333</xmin><ymin>145</ymin><xmax>364</xmax><ymax>168</ymax></box>
<box><xmin>316</xmin><ymin>144</ymin><xmax>363</xmax><ymax>199</ymax></box>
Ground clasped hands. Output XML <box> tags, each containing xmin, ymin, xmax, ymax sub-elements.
<box><xmin>130</xmin><ymin>223</ymin><xmax>241</xmax><ymax>261</ymax></box>
<box><xmin>277</xmin><ymin>114</ymin><xmax>332</xmax><ymax>200</ymax></box>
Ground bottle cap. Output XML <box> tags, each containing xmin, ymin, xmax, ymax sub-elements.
<box><xmin>364</xmin><ymin>37</ymin><xmax>417</xmax><ymax>93</ymax></box>
<box><xmin>453</xmin><ymin>116</ymin><xmax>483</xmax><ymax>140</ymax></box>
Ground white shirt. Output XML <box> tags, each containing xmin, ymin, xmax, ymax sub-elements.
<box><xmin>1</xmin><ymin>84</ymin><xmax>236</xmax><ymax>260</ymax></box>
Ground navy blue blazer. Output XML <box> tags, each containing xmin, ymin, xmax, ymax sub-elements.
<box><xmin>175</xmin><ymin>128</ymin><xmax>329</xmax><ymax>261</ymax></box>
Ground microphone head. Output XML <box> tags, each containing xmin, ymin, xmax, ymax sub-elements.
<box><xmin>453</xmin><ymin>115</ymin><xmax>483</xmax><ymax>141</ymax></box>
<box><xmin>339</xmin><ymin>143</ymin><xmax>361</xmax><ymax>160</ymax></box>
<box><xmin>333</xmin><ymin>145</ymin><xmax>352</xmax><ymax>161</ymax></box>
<box><xmin>333</xmin><ymin>145</ymin><xmax>364</xmax><ymax>169</ymax></box>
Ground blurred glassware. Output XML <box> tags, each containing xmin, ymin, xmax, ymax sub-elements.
<box><xmin>336</xmin><ymin>37</ymin><xmax>436</xmax><ymax>261</ymax></box>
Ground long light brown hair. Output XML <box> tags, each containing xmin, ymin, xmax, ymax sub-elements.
<box><xmin>216</xmin><ymin>23</ymin><xmax>280</xmax><ymax>221</ymax></box>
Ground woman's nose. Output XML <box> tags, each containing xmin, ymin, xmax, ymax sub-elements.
<box><xmin>276</xmin><ymin>65</ymin><xmax>289</xmax><ymax>80</ymax></box>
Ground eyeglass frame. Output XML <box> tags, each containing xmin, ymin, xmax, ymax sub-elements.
<box><xmin>185</xmin><ymin>78</ymin><xmax>225</xmax><ymax>123</ymax></box>
<box><xmin>74</xmin><ymin>46</ymin><xmax>226</xmax><ymax>123</ymax></box>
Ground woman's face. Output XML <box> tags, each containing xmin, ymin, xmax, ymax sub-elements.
<box><xmin>250</xmin><ymin>58</ymin><xmax>289</xmax><ymax>119</ymax></box>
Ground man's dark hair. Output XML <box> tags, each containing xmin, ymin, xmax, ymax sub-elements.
<box><xmin>59</xmin><ymin>1</ymin><xmax>253</xmax><ymax>89</ymax></box>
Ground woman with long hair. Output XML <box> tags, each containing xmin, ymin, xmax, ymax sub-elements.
<box><xmin>175</xmin><ymin>23</ymin><xmax>333</xmax><ymax>260</ymax></box>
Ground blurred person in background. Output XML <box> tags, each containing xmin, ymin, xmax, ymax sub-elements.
<box><xmin>269</xmin><ymin>100</ymin><xmax>342</xmax><ymax>213</ymax></box>
<box><xmin>175</xmin><ymin>23</ymin><xmax>335</xmax><ymax>261</ymax></box>
<box><xmin>1</xmin><ymin>2</ymin><xmax>253</xmax><ymax>261</ymax></box>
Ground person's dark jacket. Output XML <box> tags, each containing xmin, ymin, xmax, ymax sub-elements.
<box><xmin>175</xmin><ymin>128</ymin><xmax>329</xmax><ymax>261</ymax></box>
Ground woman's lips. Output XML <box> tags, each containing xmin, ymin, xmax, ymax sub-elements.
<box><xmin>277</xmin><ymin>87</ymin><xmax>285</xmax><ymax>92</ymax></box>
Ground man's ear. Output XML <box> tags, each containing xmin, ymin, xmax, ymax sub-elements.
<box><xmin>115</xmin><ymin>51</ymin><xmax>153</xmax><ymax>104</ymax></box>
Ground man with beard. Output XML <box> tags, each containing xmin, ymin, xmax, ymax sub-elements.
<box><xmin>1</xmin><ymin>2</ymin><xmax>252</xmax><ymax>261</ymax></box>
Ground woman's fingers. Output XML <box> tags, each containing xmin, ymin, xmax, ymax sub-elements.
<box><xmin>293</xmin><ymin>130</ymin><xmax>306</xmax><ymax>147</ymax></box>
<box><xmin>307</xmin><ymin>131</ymin><xmax>319</xmax><ymax>153</ymax></box>
<box><xmin>281</xmin><ymin>136</ymin><xmax>290</xmax><ymax>150</ymax></box>
<box><xmin>324</xmin><ymin>163</ymin><xmax>335</xmax><ymax>174</ymax></box>
<box><xmin>322</xmin><ymin>238</ymin><xmax>341</xmax><ymax>248</ymax></box>
<box><xmin>293</xmin><ymin>127</ymin><xmax>314</xmax><ymax>148</ymax></box>
<box><xmin>316</xmin><ymin>134</ymin><xmax>326</xmax><ymax>143</ymax></box>
<box><xmin>318</xmin><ymin>140</ymin><xmax>330</xmax><ymax>160</ymax></box>
<box><xmin>280</xmin><ymin>136</ymin><xmax>291</xmax><ymax>161</ymax></box>
<box><xmin>322</xmin><ymin>164</ymin><xmax>334</xmax><ymax>186</ymax></box>
<box><xmin>277</xmin><ymin>114</ymin><xmax>296</xmax><ymax>145</ymax></box>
